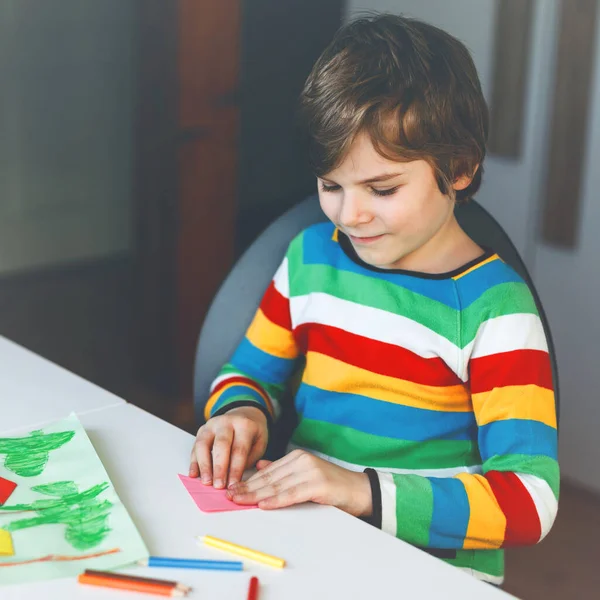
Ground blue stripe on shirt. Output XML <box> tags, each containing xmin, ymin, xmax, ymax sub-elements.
<box><xmin>428</xmin><ymin>477</ymin><xmax>471</xmax><ymax>548</ymax></box>
<box><xmin>231</xmin><ymin>337</ymin><xmax>296</xmax><ymax>385</ymax></box>
<box><xmin>479</xmin><ymin>419</ymin><xmax>558</xmax><ymax>461</ymax></box>
<box><xmin>295</xmin><ymin>383</ymin><xmax>478</xmax><ymax>442</ymax></box>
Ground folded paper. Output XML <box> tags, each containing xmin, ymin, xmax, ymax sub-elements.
<box><xmin>178</xmin><ymin>475</ymin><xmax>258</xmax><ymax>512</ymax></box>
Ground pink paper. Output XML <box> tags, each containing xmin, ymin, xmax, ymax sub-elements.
<box><xmin>178</xmin><ymin>474</ymin><xmax>258</xmax><ymax>512</ymax></box>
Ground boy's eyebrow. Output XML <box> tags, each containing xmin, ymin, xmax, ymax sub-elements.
<box><xmin>321</xmin><ymin>172</ymin><xmax>405</xmax><ymax>185</ymax></box>
<box><xmin>358</xmin><ymin>172</ymin><xmax>405</xmax><ymax>184</ymax></box>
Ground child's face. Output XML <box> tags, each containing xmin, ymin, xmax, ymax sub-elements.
<box><xmin>318</xmin><ymin>132</ymin><xmax>467</xmax><ymax>270</ymax></box>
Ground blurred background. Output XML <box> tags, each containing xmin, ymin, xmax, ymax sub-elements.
<box><xmin>1</xmin><ymin>1</ymin><xmax>598</xmax><ymax>597</ymax></box>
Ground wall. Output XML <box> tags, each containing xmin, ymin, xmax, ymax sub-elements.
<box><xmin>0</xmin><ymin>0</ymin><xmax>134</xmax><ymax>274</ymax></box>
<box><xmin>236</xmin><ymin>0</ymin><xmax>344</xmax><ymax>255</ymax></box>
<box><xmin>532</xmin><ymin>4</ymin><xmax>600</xmax><ymax>492</ymax></box>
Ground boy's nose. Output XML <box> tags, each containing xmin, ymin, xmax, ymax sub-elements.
<box><xmin>338</xmin><ymin>194</ymin><xmax>372</xmax><ymax>228</ymax></box>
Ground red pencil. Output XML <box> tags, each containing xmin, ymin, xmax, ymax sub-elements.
<box><xmin>247</xmin><ymin>576</ymin><xmax>259</xmax><ymax>600</ymax></box>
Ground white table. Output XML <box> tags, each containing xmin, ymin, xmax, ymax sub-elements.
<box><xmin>0</xmin><ymin>341</ymin><xmax>513</xmax><ymax>599</ymax></box>
<box><xmin>0</xmin><ymin>336</ymin><xmax>124</xmax><ymax>434</ymax></box>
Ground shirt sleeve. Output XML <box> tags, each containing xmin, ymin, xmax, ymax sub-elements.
<box><xmin>365</xmin><ymin>284</ymin><xmax>559</xmax><ymax>550</ymax></box>
<box><xmin>203</xmin><ymin>251</ymin><xmax>299</xmax><ymax>424</ymax></box>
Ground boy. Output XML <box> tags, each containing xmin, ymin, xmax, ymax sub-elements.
<box><xmin>189</xmin><ymin>14</ymin><xmax>558</xmax><ymax>585</ymax></box>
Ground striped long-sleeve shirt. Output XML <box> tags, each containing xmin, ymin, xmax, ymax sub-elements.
<box><xmin>205</xmin><ymin>222</ymin><xmax>559</xmax><ymax>584</ymax></box>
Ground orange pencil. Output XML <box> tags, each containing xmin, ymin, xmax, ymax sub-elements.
<box><xmin>84</xmin><ymin>569</ymin><xmax>190</xmax><ymax>593</ymax></box>
<box><xmin>78</xmin><ymin>573</ymin><xmax>187</xmax><ymax>597</ymax></box>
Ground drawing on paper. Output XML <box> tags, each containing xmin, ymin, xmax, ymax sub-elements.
<box><xmin>0</xmin><ymin>413</ymin><xmax>148</xmax><ymax>586</ymax></box>
<box><xmin>0</xmin><ymin>476</ymin><xmax>17</xmax><ymax>505</ymax></box>
<box><xmin>0</xmin><ymin>481</ymin><xmax>113</xmax><ymax>550</ymax></box>
<box><xmin>0</xmin><ymin>430</ymin><xmax>75</xmax><ymax>477</ymax></box>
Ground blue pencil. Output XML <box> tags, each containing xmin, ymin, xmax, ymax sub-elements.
<box><xmin>138</xmin><ymin>556</ymin><xmax>244</xmax><ymax>571</ymax></box>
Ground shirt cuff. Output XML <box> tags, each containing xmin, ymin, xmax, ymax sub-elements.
<box><xmin>361</xmin><ymin>468</ymin><xmax>382</xmax><ymax>529</ymax></box>
<box><xmin>211</xmin><ymin>400</ymin><xmax>274</xmax><ymax>432</ymax></box>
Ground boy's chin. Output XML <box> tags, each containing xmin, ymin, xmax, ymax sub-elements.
<box><xmin>353</xmin><ymin>247</ymin><xmax>405</xmax><ymax>270</ymax></box>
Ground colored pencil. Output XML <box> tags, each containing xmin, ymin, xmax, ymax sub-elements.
<box><xmin>83</xmin><ymin>569</ymin><xmax>190</xmax><ymax>593</ymax></box>
<box><xmin>138</xmin><ymin>556</ymin><xmax>243</xmax><ymax>571</ymax></box>
<box><xmin>199</xmin><ymin>535</ymin><xmax>286</xmax><ymax>569</ymax></box>
<box><xmin>247</xmin><ymin>576</ymin><xmax>260</xmax><ymax>600</ymax></box>
<box><xmin>78</xmin><ymin>573</ymin><xmax>186</xmax><ymax>597</ymax></box>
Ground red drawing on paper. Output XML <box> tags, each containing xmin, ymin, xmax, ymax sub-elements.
<box><xmin>0</xmin><ymin>477</ymin><xmax>17</xmax><ymax>505</ymax></box>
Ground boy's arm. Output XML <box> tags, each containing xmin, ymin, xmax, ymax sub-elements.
<box><xmin>203</xmin><ymin>254</ymin><xmax>299</xmax><ymax>425</ymax></box>
<box><xmin>364</xmin><ymin>293</ymin><xmax>559</xmax><ymax>550</ymax></box>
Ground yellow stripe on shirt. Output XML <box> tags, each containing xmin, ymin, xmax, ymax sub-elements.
<box><xmin>302</xmin><ymin>352</ymin><xmax>471</xmax><ymax>412</ymax></box>
<box><xmin>246</xmin><ymin>308</ymin><xmax>298</xmax><ymax>359</ymax></box>
<box><xmin>452</xmin><ymin>255</ymin><xmax>500</xmax><ymax>280</ymax></box>
<box><xmin>457</xmin><ymin>473</ymin><xmax>506</xmax><ymax>549</ymax></box>
<box><xmin>472</xmin><ymin>385</ymin><xmax>557</xmax><ymax>428</ymax></box>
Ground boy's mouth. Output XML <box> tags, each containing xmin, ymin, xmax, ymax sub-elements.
<box><xmin>348</xmin><ymin>233</ymin><xmax>385</xmax><ymax>245</ymax></box>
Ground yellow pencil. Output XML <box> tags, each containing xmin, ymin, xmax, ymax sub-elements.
<box><xmin>198</xmin><ymin>535</ymin><xmax>286</xmax><ymax>569</ymax></box>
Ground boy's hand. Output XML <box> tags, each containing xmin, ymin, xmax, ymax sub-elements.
<box><xmin>189</xmin><ymin>406</ymin><xmax>268</xmax><ymax>489</ymax></box>
<box><xmin>226</xmin><ymin>449</ymin><xmax>373</xmax><ymax>517</ymax></box>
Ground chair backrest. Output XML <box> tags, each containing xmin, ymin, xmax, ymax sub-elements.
<box><xmin>194</xmin><ymin>194</ymin><xmax>560</xmax><ymax>434</ymax></box>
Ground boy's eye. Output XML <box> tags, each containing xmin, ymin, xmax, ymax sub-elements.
<box><xmin>320</xmin><ymin>182</ymin><xmax>341</xmax><ymax>193</ymax></box>
<box><xmin>371</xmin><ymin>186</ymin><xmax>400</xmax><ymax>197</ymax></box>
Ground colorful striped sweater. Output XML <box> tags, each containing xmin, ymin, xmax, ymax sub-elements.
<box><xmin>205</xmin><ymin>222</ymin><xmax>559</xmax><ymax>584</ymax></box>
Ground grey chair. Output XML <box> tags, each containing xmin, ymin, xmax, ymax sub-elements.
<box><xmin>193</xmin><ymin>194</ymin><xmax>559</xmax><ymax>456</ymax></box>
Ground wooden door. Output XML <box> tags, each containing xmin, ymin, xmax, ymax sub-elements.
<box><xmin>177</xmin><ymin>0</ymin><xmax>240</xmax><ymax>400</ymax></box>
<box><xmin>134</xmin><ymin>1</ymin><xmax>240</xmax><ymax>413</ymax></box>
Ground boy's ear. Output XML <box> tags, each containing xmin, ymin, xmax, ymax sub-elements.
<box><xmin>452</xmin><ymin>164</ymin><xmax>479</xmax><ymax>191</ymax></box>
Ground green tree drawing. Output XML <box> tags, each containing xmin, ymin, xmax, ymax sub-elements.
<box><xmin>0</xmin><ymin>430</ymin><xmax>75</xmax><ymax>477</ymax></box>
<box><xmin>0</xmin><ymin>481</ymin><xmax>113</xmax><ymax>550</ymax></box>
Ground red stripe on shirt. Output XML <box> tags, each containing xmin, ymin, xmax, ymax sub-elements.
<box><xmin>486</xmin><ymin>470</ymin><xmax>541</xmax><ymax>546</ymax></box>
<box><xmin>260</xmin><ymin>282</ymin><xmax>291</xmax><ymax>330</ymax></box>
<box><xmin>293</xmin><ymin>323</ymin><xmax>463</xmax><ymax>387</ymax></box>
<box><xmin>470</xmin><ymin>350</ymin><xmax>553</xmax><ymax>394</ymax></box>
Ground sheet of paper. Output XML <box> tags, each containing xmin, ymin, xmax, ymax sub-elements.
<box><xmin>0</xmin><ymin>413</ymin><xmax>148</xmax><ymax>585</ymax></box>
<box><xmin>178</xmin><ymin>474</ymin><xmax>258</xmax><ymax>512</ymax></box>
<box><xmin>0</xmin><ymin>477</ymin><xmax>17</xmax><ymax>505</ymax></box>
<box><xmin>0</xmin><ymin>529</ymin><xmax>14</xmax><ymax>556</ymax></box>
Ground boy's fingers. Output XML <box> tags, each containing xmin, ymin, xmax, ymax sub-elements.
<box><xmin>246</xmin><ymin>452</ymin><xmax>295</xmax><ymax>483</ymax></box>
<box><xmin>212</xmin><ymin>429</ymin><xmax>234</xmax><ymax>489</ymax></box>
<box><xmin>192</xmin><ymin>429</ymin><xmax>215</xmax><ymax>483</ymax></box>
<box><xmin>247</xmin><ymin>433</ymin><xmax>268</xmax><ymax>466</ymax></box>
<box><xmin>231</xmin><ymin>472</ymin><xmax>306</xmax><ymax>507</ymax></box>
<box><xmin>228</xmin><ymin>436</ymin><xmax>252</xmax><ymax>487</ymax></box>
<box><xmin>259</xmin><ymin>480</ymin><xmax>313</xmax><ymax>510</ymax></box>
<box><xmin>255</xmin><ymin>459</ymin><xmax>272</xmax><ymax>471</ymax></box>
<box><xmin>236</xmin><ymin>458</ymin><xmax>295</xmax><ymax>495</ymax></box>
<box><xmin>189</xmin><ymin>461</ymin><xmax>200</xmax><ymax>478</ymax></box>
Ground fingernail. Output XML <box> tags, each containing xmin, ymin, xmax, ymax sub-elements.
<box><xmin>201</xmin><ymin>476</ymin><xmax>211</xmax><ymax>485</ymax></box>
<box><xmin>227</xmin><ymin>481</ymin><xmax>237</xmax><ymax>489</ymax></box>
<box><xmin>214</xmin><ymin>479</ymin><xmax>223</xmax><ymax>488</ymax></box>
